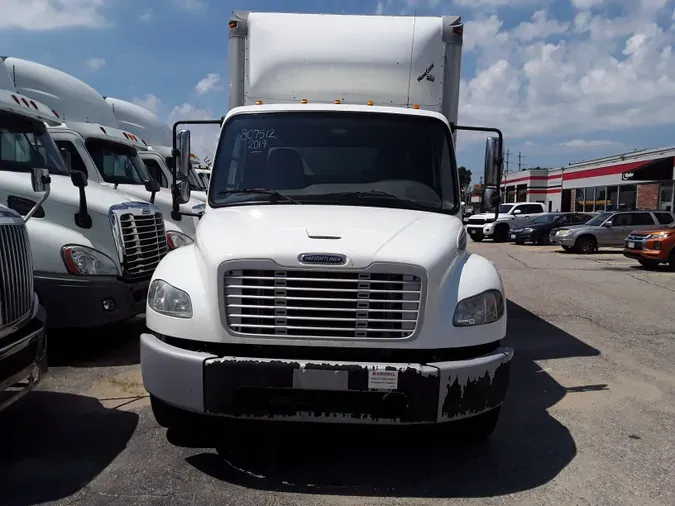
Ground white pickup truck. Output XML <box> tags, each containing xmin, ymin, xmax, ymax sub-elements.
<box><xmin>141</xmin><ymin>11</ymin><xmax>512</xmax><ymax>440</ymax></box>
<box><xmin>466</xmin><ymin>201</ymin><xmax>546</xmax><ymax>242</ymax></box>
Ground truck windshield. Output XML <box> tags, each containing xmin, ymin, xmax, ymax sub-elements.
<box><xmin>0</xmin><ymin>112</ymin><xmax>68</xmax><ymax>176</ymax></box>
<box><xmin>209</xmin><ymin>112</ymin><xmax>458</xmax><ymax>214</ymax></box>
<box><xmin>86</xmin><ymin>138</ymin><xmax>151</xmax><ymax>185</ymax></box>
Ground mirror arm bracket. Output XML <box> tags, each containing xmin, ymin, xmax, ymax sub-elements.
<box><xmin>24</xmin><ymin>176</ymin><xmax>51</xmax><ymax>224</ymax></box>
<box><xmin>74</xmin><ymin>187</ymin><xmax>92</xmax><ymax>229</ymax></box>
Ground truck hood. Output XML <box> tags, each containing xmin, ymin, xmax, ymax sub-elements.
<box><xmin>0</xmin><ymin>172</ymin><xmax>145</xmax><ymax>217</ymax></box>
<box><xmin>196</xmin><ymin>204</ymin><xmax>463</xmax><ymax>270</ymax></box>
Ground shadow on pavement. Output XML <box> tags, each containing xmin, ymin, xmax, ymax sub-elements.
<box><xmin>177</xmin><ymin>300</ymin><xmax>602</xmax><ymax>499</ymax></box>
<box><xmin>47</xmin><ymin>316</ymin><xmax>145</xmax><ymax>368</ymax></box>
<box><xmin>0</xmin><ymin>391</ymin><xmax>138</xmax><ymax>506</ymax></box>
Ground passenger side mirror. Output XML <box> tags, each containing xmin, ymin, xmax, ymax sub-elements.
<box><xmin>70</xmin><ymin>170</ymin><xmax>88</xmax><ymax>188</ymax></box>
<box><xmin>31</xmin><ymin>168</ymin><xmax>51</xmax><ymax>193</ymax></box>
<box><xmin>145</xmin><ymin>179</ymin><xmax>161</xmax><ymax>205</ymax></box>
<box><xmin>176</xmin><ymin>179</ymin><xmax>191</xmax><ymax>204</ymax></box>
<box><xmin>513</xmin><ymin>209</ymin><xmax>522</xmax><ymax>215</ymax></box>
<box><xmin>603</xmin><ymin>221</ymin><xmax>613</xmax><ymax>227</ymax></box>
<box><xmin>482</xmin><ymin>136</ymin><xmax>503</xmax><ymax>188</ymax></box>
<box><xmin>59</xmin><ymin>147</ymin><xmax>72</xmax><ymax>169</ymax></box>
<box><xmin>482</xmin><ymin>188</ymin><xmax>500</xmax><ymax>212</ymax></box>
<box><xmin>175</xmin><ymin>129</ymin><xmax>191</xmax><ymax>179</ymax></box>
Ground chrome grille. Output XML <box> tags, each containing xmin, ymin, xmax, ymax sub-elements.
<box><xmin>0</xmin><ymin>224</ymin><xmax>33</xmax><ymax>328</ymax></box>
<box><xmin>468</xmin><ymin>218</ymin><xmax>486</xmax><ymax>226</ymax></box>
<box><xmin>625</xmin><ymin>234</ymin><xmax>646</xmax><ymax>250</ymax></box>
<box><xmin>119</xmin><ymin>212</ymin><xmax>168</xmax><ymax>280</ymax></box>
<box><xmin>224</xmin><ymin>269</ymin><xmax>423</xmax><ymax>339</ymax></box>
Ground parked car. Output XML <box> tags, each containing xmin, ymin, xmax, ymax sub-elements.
<box><xmin>623</xmin><ymin>215</ymin><xmax>675</xmax><ymax>268</ymax></box>
<box><xmin>466</xmin><ymin>202</ymin><xmax>546</xmax><ymax>242</ymax></box>
<box><xmin>510</xmin><ymin>212</ymin><xmax>593</xmax><ymax>245</ymax></box>
<box><xmin>550</xmin><ymin>210</ymin><xmax>675</xmax><ymax>254</ymax></box>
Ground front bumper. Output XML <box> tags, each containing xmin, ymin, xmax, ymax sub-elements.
<box><xmin>466</xmin><ymin>224</ymin><xmax>495</xmax><ymax>238</ymax></box>
<box><xmin>34</xmin><ymin>272</ymin><xmax>149</xmax><ymax>328</ymax></box>
<box><xmin>550</xmin><ymin>233</ymin><xmax>575</xmax><ymax>246</ymax></box>
<box><xmin>141</xmin><ymin>333</ymin><xmax>513</xmax><ymax>425</ymax></box>
<box><xmin>510</xmin><ymin>231</ymin><xmax>533</xmax><ymax>242</ymax></box>
<box><xmin>0</xmin><ymin>306</ymin><xmax>48</xmax><ymax>412</ymax></box>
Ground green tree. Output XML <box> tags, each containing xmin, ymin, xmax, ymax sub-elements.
<box><xmin>458</xmin><ymin>166</ymin><xmax>472</xmax><ymax>190</ymax></box>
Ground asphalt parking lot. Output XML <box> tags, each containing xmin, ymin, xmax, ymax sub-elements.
<box><xmin>1</xmin><ymin>242</ymin><xmax>674</xmax><ymax>506</ymax></box>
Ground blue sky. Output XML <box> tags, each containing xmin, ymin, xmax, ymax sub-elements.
<box><xmin>2</xmin><ymin>0</ymin><xmax>675</xmax><ymax>177</ymax></box>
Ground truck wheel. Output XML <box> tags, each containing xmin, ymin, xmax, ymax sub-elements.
<box><xmin>574</xmin><ymin>235</ymin><xmax>597</xmax><ymax>254</ymax></box>
<box><xmin>150</xmin><ymin>395</ymin><xmax>201</xmax><ymax>432</ymax></box>
<box><xmin>638</xmin><ymin>259</ymin><xmax>661</xmax><ymax>269</ymax></box>
<box><xmin>470</xmin><ymin>231</ymin><xmax>484</xmax><ymax>242</ymax></box>
<box><xmin>493</xmin><ymin>225</ymin><xmax>510</xmax><ymax>243</ymax></box>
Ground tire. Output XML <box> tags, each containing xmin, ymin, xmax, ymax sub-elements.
<box><xmin>515</xmin><ymin>240</ymin><xmax>525</xmax><ymax>245</ymax></box>
<box><xmin>151</xmin><ymin>395</ymin><xmax>202</xmax><ymax>432</ymax></box>
<box><xmin>493</xmin><ymin>224</ymin><xmax>510</xmax><ymax>243</ymax></box>
<box><xmin>470</xmin><ymin>231</ymin><xmax>484</xmax><ymax>242</ymax></box>
<box><xmin>574</xmin><ymin>235</ymin><xmax>597</xmax><ymax>254</ymax></box>
<box><xmin>667</xmin><ymin>249</ymin><xmax>675</xmax><ymax>269</ymax></box>
<box><xmin>638</xmin><ymin>258</ymin><xmax>661</xmax><ymax>269</ymax></box>
<box><xmin>536</xmin><ymin>234</ymin><xmax>550</xmax><ymax>245</ymax></box>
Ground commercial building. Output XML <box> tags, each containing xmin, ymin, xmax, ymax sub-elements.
<box><xmin>501</xmin><ymin>146</ymin><xmax>675</xmax><ymax>213</ymax></box>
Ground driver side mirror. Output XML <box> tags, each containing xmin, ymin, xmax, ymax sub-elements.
<box><xmin>175</xmin><ymin>129</ymin><xmax>191</xmax><ymax>179</ymax></box>
<box><xmin>175</xmin><ymin>179</ymin><xmax>191</xmax><ymax>204</ymax></box>
<box><xmin>483</xmin><ymin>136</ymin><xmax>503</xmax><ymax>188</ymax></box>
<box><xmin>59</xmin><ymin>147</ymin><xmax>72</xmax><ymax>169</ymax></box>
<box><xmin>513</xmin><ymin>209</ymin><xmax>522</xmax><ymax>215</ymax></box>
<box><xmin>603</xmin><ymin>220</ymin><xmax>613</xmax><ymax>227</ymax></box>
<box><xmin>70</xmin><ymin>170</ymin><xmax>88</xmax><ymax>188</ymax></box>
<box><xmin>31</xmin><ymin>168</ymin><xmax>51</xmax><ymax>193</ymax></box>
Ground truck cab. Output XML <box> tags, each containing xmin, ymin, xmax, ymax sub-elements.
<box><xmin>466</xmin><ymin>201</ymin><xmax>546</xmax><ymax>242</ymax></box>
<box><xmin>141</xmin><ymin>11</ymin><xmax>512</xmax><ymax>439</ymax></box>
<box><xmin>5</xmin><ymin>57</ymin><xmax>203</xmax><ymax>241</ymax></box>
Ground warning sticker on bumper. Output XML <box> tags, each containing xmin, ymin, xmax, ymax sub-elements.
<box><xmin>368</xmin><ymin>369</ymin><xmax>398</xmax><ymax>390</ymax></box>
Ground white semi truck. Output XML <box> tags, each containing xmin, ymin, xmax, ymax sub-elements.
<box><xmin>103</xmin><ymin>97</ymin><xmax>208</xmax><ymax>203</ymax></box>
<box><xmin>4</xmin><ymin>57</ymin><xmax>202</xmax><ymax>241</ymax></box>
<box><xmin>142</xmin><ymin>12</ymin><xmax>510</xmax><ymax>438</ymax></box>
<box><xmin>0</xmin><ymin>57</ymin><xmax>176</xmax><ymax>329</ymax></box>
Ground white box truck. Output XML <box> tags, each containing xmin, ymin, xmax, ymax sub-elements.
<box><xmin>0</xmin><ymin>58</ymin><xmax>175</xmax><ymax>329</ymax></box>
<box><xmin>4</xmin><ymin>57</ymin><xmax>203</xmax><ymax>242</ymax></box>
<box><xmin>103</xmin><ymin>97</ymin><xmax>208</xmax><ymax>204</ymax></box>
<box><xmin>142</xmin><ymin>12</ymin><xmax>510</xmax><ymax>439</ymax></box>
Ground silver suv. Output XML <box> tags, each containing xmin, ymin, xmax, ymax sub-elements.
<box><xmin>550</xmin><ymin>210</ymin><xmax>675</xmax><ymax>254</ymax></box>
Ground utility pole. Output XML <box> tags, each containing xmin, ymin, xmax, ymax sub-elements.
<box><xmin>518</xmin><ymin>152</ymin><xmax>525</xmax><ymax>171</ymax></box>
<box><xmin>504</xmin><ymin>150</ymin><xmax>512</xmax><ymax>174</ymax></box>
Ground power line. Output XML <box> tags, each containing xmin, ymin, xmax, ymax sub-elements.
<box><xmin>504</xmin><ymin>149</ymin><xmax>512</xmax><ymax>174</ymax></box>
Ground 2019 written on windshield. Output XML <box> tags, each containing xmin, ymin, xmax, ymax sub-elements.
<box><xmin>240</xmin><ymin>128</ymin><xmax>276</xmax><ymax>151</ymax></box>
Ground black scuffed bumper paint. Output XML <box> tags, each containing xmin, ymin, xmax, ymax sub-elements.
<box><xmin>34</xmin><ymin>272</ymin><xmax>149</xmax><ymax>328</ymax></box>
<box><xmin>201</xmin><ymin>347</ymin><xmax>514</xmax><ymax>424</ymax></box>
<box><xmin>0</xmin><ymin>305</ymin><xmax>48</xmax><ymax>412</ymax></box>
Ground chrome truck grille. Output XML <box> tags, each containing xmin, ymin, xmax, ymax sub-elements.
<box><xmin>224</xmin><ymin>266</ymin><xmax>424</xmax><ymax>339</ymax></box>
<box><xmin>0</xmin><ymin>223</ymin><xmax>33</xmax><ymax>328</ymax></box>
<box><xmin>109</xmin><ymin>204</ymin><xmax>169</xmax><ymax>281</ymax></box>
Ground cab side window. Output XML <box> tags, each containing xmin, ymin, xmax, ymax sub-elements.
<box><xmin>54</xmin><ymin>140</ymin><xmax>88</xmax><ymax>176</ymax></box>
<box><xmin>519</xmin><ymin>204</ymin><xmax>544</xmax><ymax>214</ymax></box>
<box><xmin>144</xmin><ymin>159</ymin><xmax>168</xmax><ymax>188</ymax></box>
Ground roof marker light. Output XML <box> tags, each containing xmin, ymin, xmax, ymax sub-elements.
<box><xmin>29</xmin><ymin>100</ymin><xmax>38</xmax><ymax>110</ymax></box>
<box><xmin>367</xmin><ymin>100</ymin><xmax>374</xmax><ymax>106</ymax></box>
<box><xmin>334</xmin><ymin>99</ymin><xmax>341</xmax><ymax>104</ymax></box>
<box><xmin>11</xmin><ymin>94</ymin><xmax>20</xmax><ymax>104</ymax></box>
<box><xmin>229</xmin><ymin>21</ymin><xmax>238</xmax><ymax>28</ymax></box>
<box><xmin>412</xmin><ymin>104</ymin><xmax>420</xmax><ymax>109</ymax></box>
<box><xmin>256</xmin><ymin>100</ymin><xmax>263</xmax><ymax>105</ymax></box>
<box><xmin>51</xmin><ymin>109</ymin><xmax>60</xmax><ymax>118</ymax></box>
<box><xmin>301</xmin><ymin>99</ymin><xmax>308</xmax><ymax>104</ymax></box>
<box><xmin>100</xmin><ymin>126</ymin><xmax>107</xmax><ymax>134</ymax></box>
<box><xmin>21</xmin><ymin>98</ymin><xmax>30</xmax><ymax>107</ymax></box>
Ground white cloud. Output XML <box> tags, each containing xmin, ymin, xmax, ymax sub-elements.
<box><xmin>175</xmin><ymin>0</ymin><xmax>205</xmax><ymax>12</ymax></box>
<box><xmin>194</xmin><ymin>73</ymin><xmax>223</xmax><ymax>95</ymax></box>
<box><xmin>85</xmin><ymin>57</ymin><xmax>106</xmax><ymax>70</ymax></box>
<box><xmin>0</xmin><ymin>0</ymin><xmax>109</xmax><ymax>30</ymax></box>
<box><xmin>140</xmin><ymin>8</ymin><xmax>154</xmax><ymax>22</ymax></box>
<box><xmin>513</xmin><ymin>10</ymin><xmax>569</xmax><ymax>41</ymax></box>
<box><xmin>556</xmin><ymin>139</ymin><xmax>623</xmax><ymax>148</ymax></box>
<box><xmin>570</xmin><ymin>0</ymin><xmax>606</xmax><ymax>9</ymax></box>
<box><xmin>453</xmin><ymin>0</ymin><xmax>540</xmax><ymax>7</ymax></box>
<box><xmin>168</xmin><ymin>103</ymin><xmax>219</xmax><ymax>160</ymax></box>
<box><xmin>132</xmin><ymin>94</ymin><xmax>161</xmax><ymax>115</ymax></box>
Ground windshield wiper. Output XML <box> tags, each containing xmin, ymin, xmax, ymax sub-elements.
<box><xmin>217</xmin><ymin>188</ymin><xmax>301</xmax><ymax>204</ymax></box>
<box><xmin>320</xmin><ymin>190</ymin><xmax>433</xmax><ymax>210</ymax></box>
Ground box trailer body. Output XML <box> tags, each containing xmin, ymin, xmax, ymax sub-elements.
<box><xmin>104</xmin><ymin>97</ymin><xmax>207</xmax><ymax>203</ymax></box>
<box><xmin>0</xmin><ymin>58</ymin><xmax>175</xmax><ymax>329</ymax></box>
<box><xmin>142</xmin><ymin>12</ymin><xmax>510</xmax><ymax>436</ymax></box>
<box><xmin>4</xmin><ymin>57</ymin><xmax>202</xmax><ymax>239</ymax></box>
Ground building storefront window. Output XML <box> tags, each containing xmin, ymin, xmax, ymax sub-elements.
<box><xmin>595</xmin><ymin>186</ymin><xmax>606</xmax><ymax>211</ymax></box>
<box><xmin>584</xmin><ymin>187</ymin><xmax>596</xmax><ymax>212</ymax></box>
<box><xmin>607</xmin><ymin>186</ymin><xmax>619</xmax><ymax>210</ymax></box>
<box><xmin>517</xmin><ymin>184</ymin><xmax>527</xmax><ymax>202</ymax></box>
<box><xmin>619</xmin><ymin>183</ymin><xmax>637</xmax><ymax>210</ymax></box>
<box><xmin>660</xmin><ymin>182</ymin><xmax>673</xmax><ymax>211</ymax></box>
<box><xmin>575</xmin><ymin>189</ymin><xmax>584</xmax><ymax>211</ymax></box>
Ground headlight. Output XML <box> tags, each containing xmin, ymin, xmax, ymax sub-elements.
<box><xmin>62</xmin><ymin>245</ymin><xmax>119</xmax><ymax>275</ymax></box>
<box><xmin>646</xmin><ymin>232</ymin><xmax>672</xmax><ymax>239</ymax></box>
<box><xmin>453</xmin><ymin>289</ymin><xmax>505</xmax><ymax>327</ymax></box>
<box><xmin>166</xmin><ymin>230</ymin><xmax>194</xmax><ymax>250</ymax></box>
<box><xmin>523</xmin><ymin>227</ymin><xmax>533</xmax><ymax>233</ymax></box>
<box><xmin>147</xmin><ymin>279</ymin><xmax>193</xmax><ymax>318</ymax></box>
<box><xmin>557</xmin><ymin>229</ymin><xmax>572</xmax><ymax>236</ymax></box>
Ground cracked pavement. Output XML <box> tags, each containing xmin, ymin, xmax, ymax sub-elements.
<box><xmin>0</xmin><ymin>241</ymin><xmax>673</xmax><ymax>505</ymax></box>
